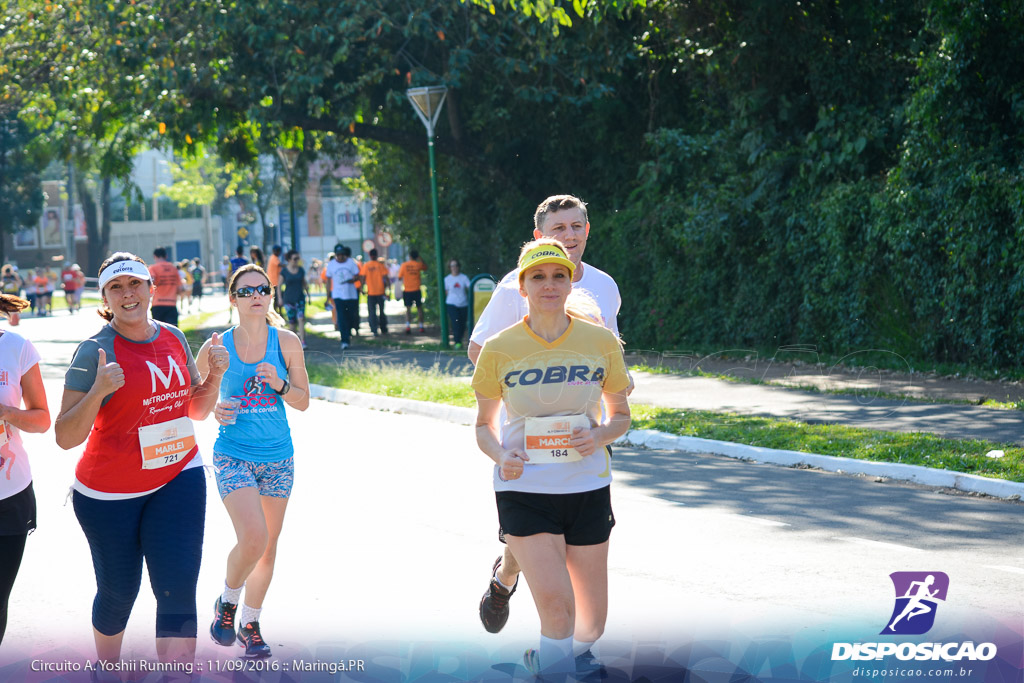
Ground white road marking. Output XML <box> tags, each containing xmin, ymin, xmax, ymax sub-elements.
<box><xmin>731</xmin><ymin>515</ymin><xmax>791</xmax><ymax>528</ymax></box>
<box><xmin>984</xmin><ymin>565</ymin><xmax>1024</xmax><ymax>575</ymax></box>
<box><xmin>839</xmin><ymin>537</ymin><xmax>922</xmax><ymax>552</ymax></box>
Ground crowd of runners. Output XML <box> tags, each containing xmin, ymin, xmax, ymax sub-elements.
<box><xmin>0</xmin><ymin>193</ymin><xmax>630</xmax><ymax>681</ymax></box>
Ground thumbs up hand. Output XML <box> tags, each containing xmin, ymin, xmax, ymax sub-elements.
<box><xmin>94</xmin><ymin>347</ymin><xmax>125</xmax><ymax>397</ymax></box>
<box><xmin>207</xmin><ymin>331</ymin><xmax>230</xmax><ymax>378</ymax></box>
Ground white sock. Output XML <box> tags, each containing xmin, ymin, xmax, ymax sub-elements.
<box><xmin>573</xmin><ymin>639</ymin><xmax>595</xmax><ymax>657</ymax></box>
<box><xmin>240</xmin><ymin>603</ymin><xmax>262</xmax><ymax>626</ymax></box>
<box><xmin>495</xmin><ymin>573</ymin><xmax>516</xmax><ymax>592</ymax></box>
<box><xmin>222</xmin><ymin>582</ymin><xmax>243</xmax><ymax>605</ymax></box>
<box><xmin>539</xmin><ymin>635</ymin><xmax>574</xmax><ymax>675</ymax></box>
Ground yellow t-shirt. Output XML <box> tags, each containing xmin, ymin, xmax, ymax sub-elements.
<box><xmin>472</xmin><ymin>316</ymin><xmax>629</xmax><ymax>494</ymax></box>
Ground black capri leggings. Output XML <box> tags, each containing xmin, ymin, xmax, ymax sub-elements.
<box><xmin>0</xmin><ymin>533</ymin><xmax>28</xmax><ymax>646</ymax></box>
<box><xmin>73</xmin><ymin>467</ymin><xmax>206</xmax><ymax>638</ymax></box>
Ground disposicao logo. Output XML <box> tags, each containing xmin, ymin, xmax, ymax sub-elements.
<box><xmin>882</xmin><ymin>571</ymin><xmax>948</xmax><ymax>635</ymax></box>
<box><xmin>831</xmin><ymin>571</ymin><xmax>997</xmax><ymax>663</ymax></box>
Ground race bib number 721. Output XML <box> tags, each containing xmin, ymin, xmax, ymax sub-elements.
<box><xmin>138</xmin><ymin>416</ymin><xmax>196</xmax><ymax>470</ymax></box>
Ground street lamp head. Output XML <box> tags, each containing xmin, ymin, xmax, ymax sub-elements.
<box><xmin>277</xmin><ymin>147</ymin><xmax>300</xmax><ymax>175</ymax></box>
<box><xmin>406</xmin><ymin>85</ymin><xmax>448</xmax><ymax>136</ymax></box>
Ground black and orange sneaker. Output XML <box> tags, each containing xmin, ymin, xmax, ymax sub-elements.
<box><xmin>237</xmin><ymin>621</ymin><xmax>272</xmax><ymax>658</ymax></box>
<box><xmin>209</xmin><ymin>597</ymin><xmax>237</xmax><ymax>646</ymax></box>
<box><xmin>479</xmin><ymin>555</ymin><xmax>517</xmax><ymax>633</ymax></box>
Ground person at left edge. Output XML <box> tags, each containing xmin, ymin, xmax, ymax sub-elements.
<box><xmin>55</xmin><ymin>252</ymin><xmax>228</xmax><ymax>671</ymax></box>
<box><xmin>149</xmin><ymin>246</ymin><xmax>183</xmax><ymax>327</ymax></box>
<box><xmin>198</xmin><ymin>263</ymin><xmax>310</xmax><ymax>658</ymax></box>
<box><xmin>0</xmin><ymin>292</ymin><xmax>50</xmax><ymax>647</ymax></box>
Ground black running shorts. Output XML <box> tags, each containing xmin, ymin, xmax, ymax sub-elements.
<box><xmin>495</xmin><ymin>485</ymin><xmax>614</xmax><ymax>546</ymax></box>
<box><xmin>402</xmin><ymin>290</ymin><xmax>422</xmax><ymax>307</ymax></box>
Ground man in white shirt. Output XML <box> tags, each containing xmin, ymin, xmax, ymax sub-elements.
<box><xmin>471</xmin><ymin>194</ymin><xmax>628</xmax><ymax>636</ymax></box>
<box><xmin>325</xmin><ymin>244</ymin><xmax>361</xmax><ymax>350</ymax></box>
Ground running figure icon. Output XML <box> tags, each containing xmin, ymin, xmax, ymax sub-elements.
<box><xmin>882</xmin><ymin>571</ymin><xmax>949</xmax><ymax>635</ymax></box>
<box><xmin>888</xmin><ymin>575</ymin><xmax>938</xmax><ymax>630</ymax></box>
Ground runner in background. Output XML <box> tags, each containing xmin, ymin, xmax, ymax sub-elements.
<box><xmin>0</xmin><ymin>293</ymin><xmax>50</xmax><ymax>647</ymax></box>
<box><xmin>61</xmin><ymin>262</ymin><xmax>80</xmax><ymax>314</ymax></box>
<box><xmin>361</xmin><ymin>249</ymin><xmax>390</xmax><ymax>336</ymax></box>
<box><xmin>31</xmin><ymin>268</ymin><xmax>50</xmax><ymax>317</ymax></box>
<box><xmin>228</xmin><ymin>247</ymin><xmax>249</xmax><ymax>324</ymax></box>
<box><xmin>399</xmin><ymin>250</ymin><xmax>427</xmax><ymax>334</ymax></box>
<box><xmin>279</xmin><ymin>250</ymin><xmax>309</xmax><ymax>349</ymax></box>
<box><xmin>149</xmin><ymin>247</ymin><xmax>183</xmax><ymax>327</ymax></box>
<box><xmin>266</xmin><ymin>246</ymin><xmax>283</xmax><ymax>314</ymax></box>
<box><xmin>177</xmin><ymin>260</ymin><xmax>192</xmax><ymax>313</ymax></box>
<box><xmin>198</xmin><ymin>263</ymin><xmax>309</xmax><ymax>659</ymax></box>
<box><xmin>387</xmin><ymin>259</ymin><xmax>401</xmax><ymax>301</ymax></box>
<box><xmin>325</xmin><ymin>246</ymin><xmax>360</xmax><ymax>350</ymax></box>
<box><xmin>472</xmin><ymin>239</ymin><xmax>630</xmax><ymax>679</ymax></box>
<box><xmin>44</xmin><ymin>265</ymin><xmax>57</xmax><ymax>315</ymax></box>
<box><xmin>249</xmin><ymin>246</ymin><xmax>265</xmax><ymax>271</ymax></box>
<box><xmin>444</xmin><ymin>259</ymin><xmax>471</xmax><ymax>349</ymax></box>
<box><xmin>55</xmin><ymin>252</ymin><xmax>227</xmax><ymax>672</ymax></box>
<box><xmin>190</xmin><ymin>258</ymin><xmax>207</xmax><ymax>313</ymax></box>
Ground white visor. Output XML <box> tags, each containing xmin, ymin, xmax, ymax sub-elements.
<box><xmin>98</xmin><ymin>260</ymin><xmax>152</xmax><ymax>290</ymax></box>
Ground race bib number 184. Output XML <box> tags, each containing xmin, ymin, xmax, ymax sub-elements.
<box><xmin>524</xmin><ymin>414</ymin><xmax>589</xmax><ymax>464</ymax></box>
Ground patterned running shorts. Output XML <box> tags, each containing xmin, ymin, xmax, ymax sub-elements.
<box><xmin>213</xmin><ymin>452</ymin><xmax>294</xmax><ymax>499</ymax></box>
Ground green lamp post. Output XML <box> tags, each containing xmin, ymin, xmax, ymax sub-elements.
<box><xmin>406</xmin><ymin>85</ymin><xmax>449</xmax><ymax>348</ymax></box>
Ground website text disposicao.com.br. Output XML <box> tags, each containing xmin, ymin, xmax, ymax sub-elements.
<box><xmin>850</xmin><ymin>665</ymin><xmax>979</xmax><ymax>678</ymax></box>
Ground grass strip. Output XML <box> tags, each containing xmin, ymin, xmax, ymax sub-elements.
<box><xmin>307</xmin><ymin>360</ymin><xmax>477</xmax><ymax>408</ymax></box>
<box><xmin>630</xmin><ymin>405</ymin><xmax>1023</xmax><ymax>483</ymax></box>
<box><xmin>631</xmin><ymin>363</ymin><xmax>1024</xmax><ymax>412</ymax></box>
<box><xmin>301</xmin><ymin>361</ymin><xmax>1022</xmax><ymax>483</ymax></box>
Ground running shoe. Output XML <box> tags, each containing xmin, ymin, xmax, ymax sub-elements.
<box><xmin>575</xmin><ymin>650</ymin><xmax>607</xmax><ymax>679</ymax></box>
<box><xmin>523</xmin><ymin>649</ymin><xmax>542</xmax><ymax>676</ymax></box>
<box><xmin>209</xmin><ymin>597</ymin><xmax>237</xmax><ymax>646</ymax></box>
<box><xmin>341</xmin><ymin>342</ymin><xmax>349</xmax><ymax>350</ymax></box>
<box><xmin>237</xmin><ymin>620</ymin><xmax>272</xmax><ymax>658</ymax></box>
<box><xmin>479</xmin><ymin>555</ymin><xmax>517</xmax><ymax>633</ymax></box>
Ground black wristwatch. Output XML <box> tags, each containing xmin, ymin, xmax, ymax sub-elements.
<box><xmin>275</xmin><ymin>379</ymin><xmax>290</xmax><ymax>396</ymax></box>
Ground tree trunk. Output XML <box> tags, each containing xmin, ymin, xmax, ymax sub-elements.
<box><xmin>81</xmin><ymin>174</ymin><xmax>112</xmax><ymax>275</ymax></box>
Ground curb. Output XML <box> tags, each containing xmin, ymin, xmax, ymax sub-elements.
<box><xmin>620</xmin><ymin>430</ymin><xmax>1024</xmax><ymax>500</ymax></box>
<box><xmin>309</xmin><ymin>384</ymin><xmax>1024</xmax><ymax>501</ymax></box>
<box><xmin>309</xmin><ymin>384</ymin><xmax>476</xmax><ymax>425</ymax></box>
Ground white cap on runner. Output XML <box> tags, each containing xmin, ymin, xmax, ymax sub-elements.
<box><xmin>98</xmin><ymin>260</ymin><xmax>152</xmax><ymax>290</ymax></box>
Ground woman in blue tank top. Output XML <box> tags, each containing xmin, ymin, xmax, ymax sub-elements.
<box><xmin>196</xmin><ymin>263</ymin><xmax>310</xmax><ymax>658</ymax></box>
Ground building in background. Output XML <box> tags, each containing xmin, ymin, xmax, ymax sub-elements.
<box><xmin>2</xmin><ymin>151</ymin><xmax>386</xmax><ymax>276</ymax></box>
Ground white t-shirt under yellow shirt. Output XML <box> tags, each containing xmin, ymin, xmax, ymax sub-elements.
<box><xmin>472</xmin><ymin>316</ymin><xmax>629</xmax><ymax>495</ymax></box>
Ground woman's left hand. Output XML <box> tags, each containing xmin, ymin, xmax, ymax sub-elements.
<box><xmin>207</xmin><ymin>332</ymin><xmax>230</xmax><ymax>377</ymax></box>
<box><xmin>569</xmin><ymin>426</ymin><xmax>598</xmax><ymax>456</ymax></box>
<box><xmin>256</xmin><ymin>362</ymin><xmax>281</xmax><ymax>390</ymax></box>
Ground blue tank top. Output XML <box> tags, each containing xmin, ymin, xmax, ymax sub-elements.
<box><xmin>214</xmin><ymin>326</ymin><xmax>293</xmax><ymax>462</ymax></box>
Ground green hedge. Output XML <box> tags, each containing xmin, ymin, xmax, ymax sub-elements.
<box><xmin>589</xmin><ymin>0</ymin><xmax>1024</xmax><ymax>369</ymax></box>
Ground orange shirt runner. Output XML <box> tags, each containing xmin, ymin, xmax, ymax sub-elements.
<box><xmin>149</xmin><ymin>260</ymin><xmax>183</xmax><ymax>307</ymax></box>
<box><xmin>362</xmin><ymin>260</ymin><xmax>390</xmax><ymax>297</ymax></box>
<box><xmin>266</xmin><ymin>253</ymin><xmax>281</xmax><ymax>287</ymax></box>
<box><xmin>399</xmin><ymin>259</ymin><xmax>427</xmax><ymax>291</ymax></box>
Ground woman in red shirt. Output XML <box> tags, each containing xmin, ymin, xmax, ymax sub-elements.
<box><xmin>55</xmin><ymin>252</ymin><xmax>228</xmax><ymax>670</ymax></box>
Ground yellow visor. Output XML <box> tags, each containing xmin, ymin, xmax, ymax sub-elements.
<box><xmin>518</xmin><ymin>244</ymin><xmax>575</xmax><ymax>282</ymax></box>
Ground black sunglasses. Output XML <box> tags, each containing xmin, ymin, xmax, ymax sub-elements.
<box><xmin>233</xmin><ymin>284</ymin><xmax>272</xmax><ymax>298</ymax></box>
